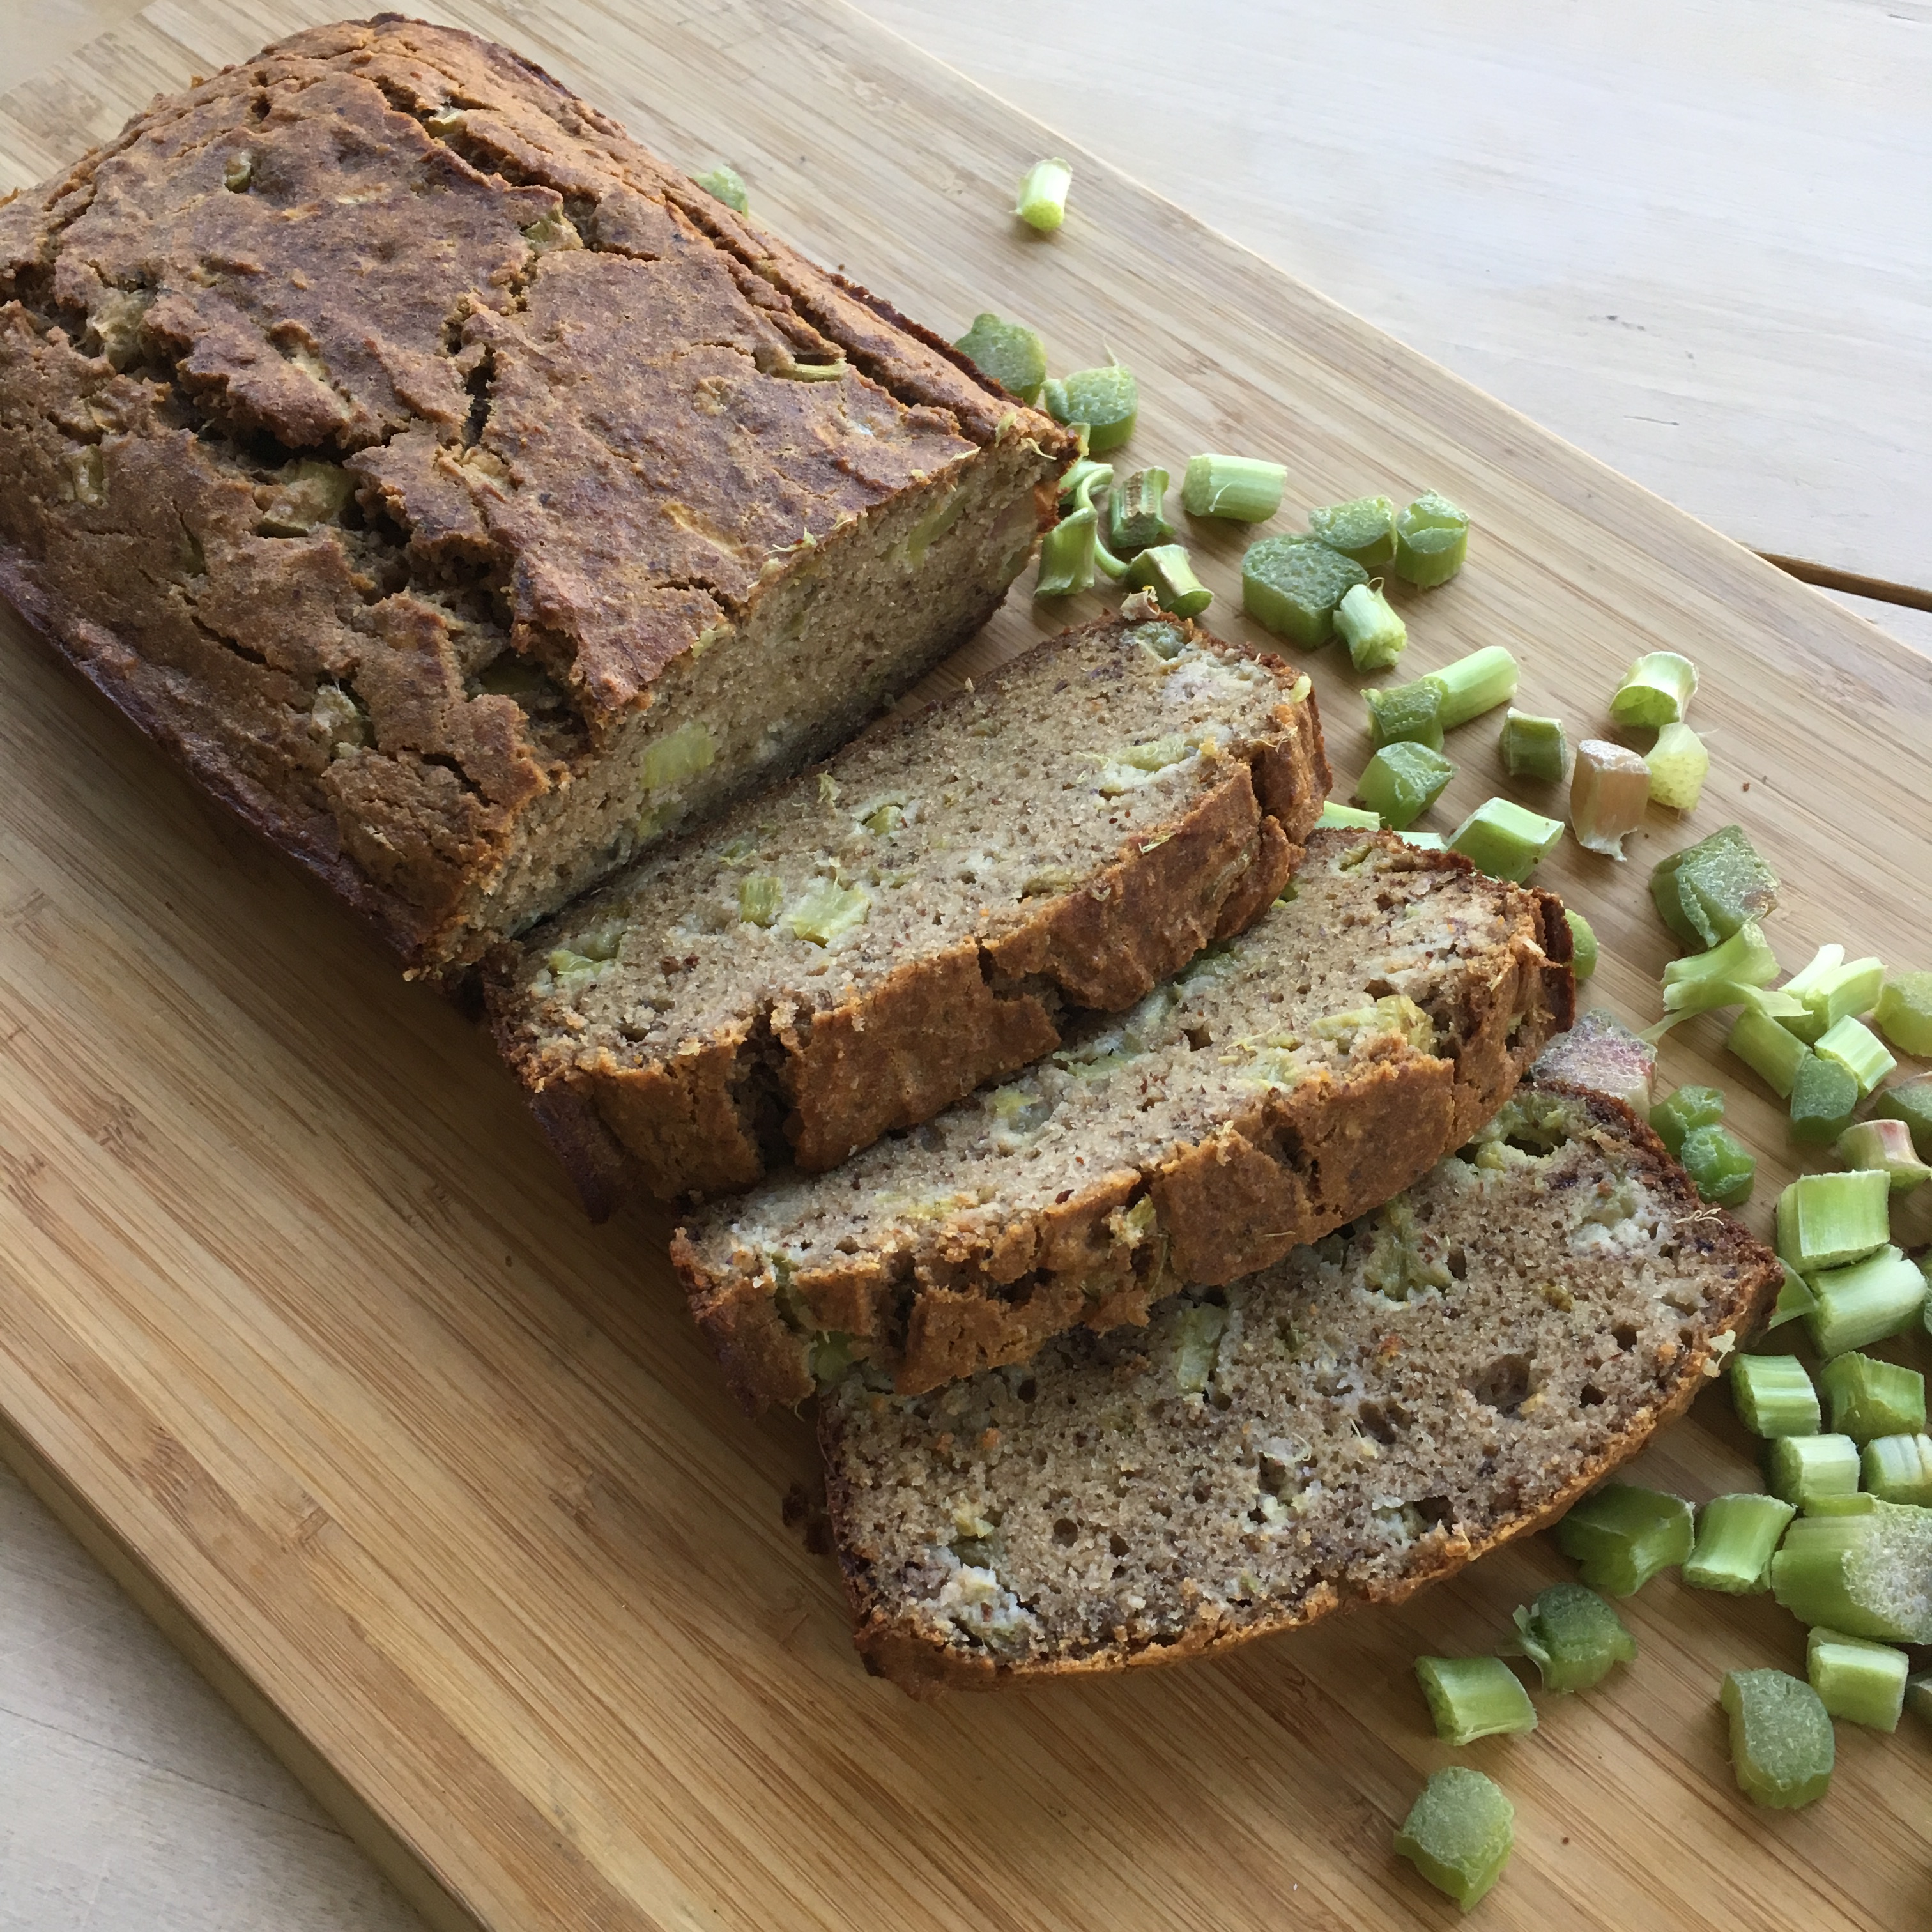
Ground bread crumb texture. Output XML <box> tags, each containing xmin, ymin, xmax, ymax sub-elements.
<box><xmin>488</xmin><ymin>614</ymin><xmax>1329</xmax><ymax>1199</ymax></box>
<box><xmin>675</xmin><ymin>829</ymin><xmax>1574</xmax><ymax>1406</ymax></box>
<box><xmin>824</xmin><ymin>1084</ymin><xmax>1779</xmax><ymax>1693</ymax></box>
<box><xmin>0</xmin><ymin>19</ymin><xmax>1069</xmax><ymax>968</ymax></box>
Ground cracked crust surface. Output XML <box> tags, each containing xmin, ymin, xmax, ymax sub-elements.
<box><xmin>486</xmin><ymin>611</ymin><xmax>1330</xmax><ymax>1208</ymax></box>
<box><xmin>0</xmin><ymin>17</ymin><xmax>1071</xmax><ymax>970</ymax></box>
<box><xmin>822</xmin><ymin>1080</ymin><xmax>1782</xmax><ymax>1696</ymax></box>
<box><xmin>673</xmin><ymin>831</ymin><xmax>1575</xmax><ymax>1409</ymax></box>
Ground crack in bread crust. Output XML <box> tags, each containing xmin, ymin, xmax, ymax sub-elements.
<box><xmin>822</xmin><ymin>1084</ymin><xmax>1781</xmax><ymax>1696</ymax></box>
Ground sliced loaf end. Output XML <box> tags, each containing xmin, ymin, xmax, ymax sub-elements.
<box><xmin>822</xmin><ymin>1079</ymin><xmax>1780</xmax><ymax>1696</ymax></box>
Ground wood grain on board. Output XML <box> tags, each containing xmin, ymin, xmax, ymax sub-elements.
<box><xmin>1</xmin><ymin>3</ymin><xmax>1928</xmax><ymax>1930</ymax></box>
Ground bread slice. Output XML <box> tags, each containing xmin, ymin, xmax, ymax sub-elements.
<box><xmin>0</xmin><ymin>19</ymin><xmax>1072</xmax><ymax>973</ymax></box>
<box><xmin>822</xmin><ymin>1075</ymin><xmax>1781</xmax><ymax>1695</ymax></box>
<box><xmin>487</xmin><ymin>608</ymin><xmax>1328</xmax><ymax>1209</ymax></box>
<box><xmin>673</xmin><ymin>830</ymin><xmax>1574</xmax><ymax>1408</ymax></box>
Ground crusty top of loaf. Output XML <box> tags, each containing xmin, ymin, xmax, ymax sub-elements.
<box><xmin>0</xmin><ymin>17</ymin><xmax>1065</xmax><ymax>955</ymax></box>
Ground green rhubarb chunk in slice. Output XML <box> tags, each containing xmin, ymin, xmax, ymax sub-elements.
<box><xmin>1807</xmin><ymin>1626</ymin><xmax>1908</xmax><ymax>1731</ymax></box>
<box><xmin>1719</xmin><ymin>1669</ymin><xmax>1834</xmax><ymax>1809</ymax></box>
<box><xmin>1609</xmin><ymin>650</ymin><xmax>1698</xmax><ymax>729</ymax></box>
<box><xmin>641</xmin><ymin>721</ymin><xmax>716</xmax><ymax>796</ymax></box>
<box><xmin>1356</xmin><ymin>742</ymin><xmax>1454</xmax><ymax>831</ymax></box>
<box><xmin>1122</xmin><ymin>542</ymin><xmax>1212</xmax><ymax>618</ymax></box>
<box><xmin>786</xmin><ymin>879</ymin><xmax>870</xmax><ymax>946</ymax></box>
<box><xmin>1770</xmin><ymin>1496</ymin><xmax>1932</xmax><ymax>1641</ymax></box>
<box><xmin>1334</xmin><ymin>583</ymin><xmax>1408</xmax><ymax>671</ymax></box>
<box><xmin>1424</xmin><ymin>645</ymin><xmax>1519</xmax><ymax>729</ymax></box>
<box><xmin>1765</xmin><ymin>1432</ymin><xmax>1860</xmax><ymax>1510</ymax></box>
<box><xmin>1505</xmin><ymin>1582</ymin><xmax>1636</xmax><ymax>1693</ymax></box>
<box><xmin>1392</xmin><ymin>1767</ymin><xmax>1514</xmax><ymax>1912</ymax></box>
<box><xmin>1730</xmin><ymin>1351</ymin><xmax>1819</xmax><ymax>1438</ymax></box>
<box><xmin>1861</xmin><ymin>1434</ymin><xmax>1932</xmax><ymax>1506</ymax></box>
<box><xmin>1307</xmin><ymin>494</ymin><xmax>1397</xmax><ymax>567</ymax></box>
<box><xmin>1565</xmin><ymin>910</ymin><xmax>1598</xmax><ymax>980</ymax></box>
<box><xmin>1646</xmin><ymin>720</ymin><xmax>1710</xmax><ymax>810</ymax></box>
<box><xmin>1765</xmin><ymin>1261</ymin><xmax>1818</xmax><ymax>1331</ymax></box>
<box><xmin>1499</xmin><ymin>709</ymin><xmax>1568</xmax><ymax>782</ymax></box>
<box><xmin>1788</xmin><ymin>1052</ymin><xmax>1859</xmax><ymax>1145</ymax></box>
<box><xmin>1815</xmin><ymin>1015</ymin><xmax>1896</xmax><ymax>1097</ymax></box>
<box><xmin>1392</xmin><ymin>491</ymin><xmax>1470</xmax><ymax>587</ymax></box>
<box><xmin>1554</xmin><ymin>1483</ymin><xmax>1694</xmax><ymax>1596</ymax></box>
<box><xmin>1726</xmin><ymin>1008</ymin><xmax>1811</xmax><ymax>1098</ymax></box>
<box><xmin>1804</xmin><ymin>1245</ymin><xmax>1928</xmax><ymax>1359</ymax></box>
<box><xmin>1316</xmin><ymin>801</ymin><xmax>1381</xmax><ymax>831</ymax></box>
<box><xmin>1678</xmin><ymin>1124</ymin><xmax>1755</xmax><ymax>1206</ymax></box>
<box><xmin>1365</xmin><ymin>678</ymin><xmax>1446</xmax><ymax>751</ymax></box>
<box><xmin>1775</xmin><ymin>1169</ymin><xmax>1890</xmax><ymax>1273</ymax></box>
<box><xmin>1651</xmin><ymin>825</ymin><xmax>1779</xmax><ymax>949</ymax></box>
<box><xmin>1181</xmin><ymin>454</ymin><xmax>1285</xmax><ymax>523</ymax></box>
<box><xmin>1240</xmin><ymin>533</ymin><xmax>1368</xmax><ymax>647</ymax></box>
<box><xmin>737</xmin><ymin>873</ymin><xmax>783</xmax><ymax>928</ymax></box>
<box><xmin>1650</xmin><ymin>1084</ymin><xmax>1725</xmax><ymax>1156</ymax></box>
<box><xmin>1835</xmin><ymin>1118</ymin><xmax>1932</xmax><ymax>1191</ymax></box>
<box><xmin>1448</xmin><ymin>797</ymin><xmax>1564</xmax><ymax>884</ymax></box>
<box><xmin>1107</xmin><ymin>466</ymin><xmax>1174</xmax><ymax>556</ymax></box>
<box><xmin>1871</xmin><ymin>1075</ymin><xmax>1932</xmax><ymax>1159</ymax></box>
<box><xmin>1043</xmin><ymin>365</ymin><xmax>1138</xmax><ymax>452</ymax></box>
<box><xmin>1817</xmin><ymin>1352</ymin><xmax>1926</xmax><ymax>1443</ymax></box>
<box><xmin>952</xmin><ymin>312</ymin><xmax>1048</xmax><ymax>404</ymax></box>
<box><xmin>693</xmin><ymin>163</ymin><xmax>749</xmax><ymax>213</ymax></box>
<box><xmin>1684</xmin><ymin>1492</ymin><xmax>1796</xmax><ymax>1594</ymax></box>
<box><xmin>1413</xmin><ymin>1656</ymin><xmax>1538</xmax><ymax>1745</ymax></box>
<box><xmin>1800</xmin><ymin>956</ymin><xmax>1885</xmax><ymax>1039</ymax></box>
<box><xmin>1874</xmin><ymin>971</ymin><xmax>1932</xmax><ymax>1055</ymax></box>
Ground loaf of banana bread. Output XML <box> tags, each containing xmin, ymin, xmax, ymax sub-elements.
<box><xmin>674</xmin><ymin>831</ymin><xmax>1574</xmax><ymax>1409</ymax></box>
<box><xmin>0</xmin><ymin>18</ymin><xmax>1071</xmax><ymax>972</ymax></box>
<box><xmin>824</xmin><ymin>1077</ymin><xmax>1780</xmax><ymax>1694</ymax></box>
<box><xmin>487</xmin><ymin>608</ymin><xmax>1329</xmax><ymax>1209</ymax></box>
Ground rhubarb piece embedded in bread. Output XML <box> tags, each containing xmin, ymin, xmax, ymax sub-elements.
<box><xmin>673</xmin><ymin>830</ymin><xmax>1574</xmax><ymax>1407</ymax></box>
<box><xmin>488</xmin><ymin>611</ymin><xmax>1328</xmax><ymax>1207</ymax></box>
<box><xmin>822</xmin><ymin>1080</ymin><xmax>1780</xmax><ymax>1695</ymax></box>
<box><xmin>0</xmin><ymin>19</ymin><xmax>1073</xmax><ymax>973</ymax></box>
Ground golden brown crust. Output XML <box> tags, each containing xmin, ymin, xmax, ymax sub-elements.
<box><xmin>827</xmin><ymin>1087</ymin><xmax>1782</xmax><ymax>1696</ymax></box>
<box><xmin>0</xmin><ymin>17</ymin><xmax>1070</xmax><ymax>971</ymax></box>
<box><xmin>680</xmin><ymin>848</ymin><xmax>1572</xmax><ymax>1409</ymax></box>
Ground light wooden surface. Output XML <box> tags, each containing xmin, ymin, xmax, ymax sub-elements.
<box><xmin>1</xmin><ymin>3</ymin><xmax>1929</xmax><ymax>1929</ymax></box>
<box><xmin>862</xmin><ymin>0</ymin><xmax>1932</xmax><ymax>605</ymax></box>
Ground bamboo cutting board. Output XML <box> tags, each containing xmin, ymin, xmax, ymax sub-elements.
<box><xmin>2</xmin><ymin>2</ymin><xmax>1929</xmax><ymax>1927</ymax></box>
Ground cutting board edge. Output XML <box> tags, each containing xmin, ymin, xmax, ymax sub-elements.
<box><xmin>0</xmin><ymin>1400</ymin><xmax>484</xmax><ymax>1932</ymax></box>
<box><xmin>0</xmin><ymin>5</ymin><xmax>1925</xmax><ymax>1931</ymax></box>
